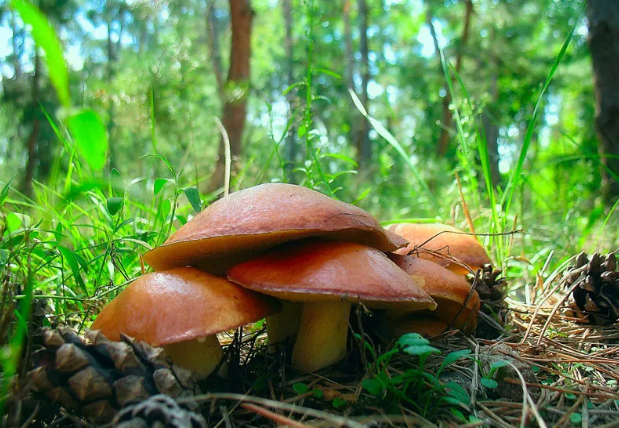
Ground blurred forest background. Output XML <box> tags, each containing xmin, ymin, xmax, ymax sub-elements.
<box><xmin>1</xmin><ymin>0</ymin><xmax>618</xmax><ymax>282</ymax></box>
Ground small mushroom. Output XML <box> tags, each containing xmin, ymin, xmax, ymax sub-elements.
<box><xmin>381</xmin><ymin>255</ymin><xmax>480</xmax><ymax>337</ymax></box>
<box><xmin>227</xmin><ymin>240</ymin><xmax>436</xmax><ymax>372</ymax></box>
<box><xmin>143</xmin><ymin>183</ymin><xmax>406</xmax><ymax>274</ymax></box>
<box><xmin>388</xmin><ymin>223</ymin><xmax>491</xmax><ymax>275</ymax></box>
<box><xmin>92</xmin><ymin>268</ymin><xmax>281</xmax><ymax>379</ymax></box>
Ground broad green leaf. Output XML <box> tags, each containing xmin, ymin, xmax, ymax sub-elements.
<box><xmin>403</xmin><ymin>345</ymin><xmax>440</xmax><ymax>356</ymax></box>
<box><xmin>332</xmin><ymin>397</ymin><xmax>347</xmax><ymax>409</ymax></box>
<box><xmin>6</xmin><ymin>212</ymin><xmax>22</xmax><ymax>232</ymax></box>
<box><xmin>570</xmin><ymin>413</ymin><xmax>582</xmax><ymax>424</ymax></box>
<box><xmin>445</xmin><ymin>382</ymin><xmax>470</xmax><ymax>405</ymax></box>
<box><xmin>107</xmin><ymin>197</ymin><xmax>124</xmax><ymax>216</ymax></box>
<box><xmin>438</xmin><ymin>350</ymin><xmax>472</xmax><ymax>375</ymax></box>
<box><xmin>0</xmin><ymin>250</ymin><xmax>9</xmax><ymax>270</ymax></box>
<box><xmin>292</xmin><ymin>383</ymin><xmax>308</xmax><ymax>394</ymax></box>
<box><xmin>362</xmin><ymin>378</ymin><xmax>384</xmax><ymax>396</ymax></box>
<box><xmin>397</xmin><ymin>333</ymin><xmax>429</xmax><ymax>348</ymax></box>
<box><xmin>183</xmin><ymin>186</ymin><xmax>201</xmax><ymax>213</ymax></box>
<box><xmin>154</xmin><ymin>178</ymin><xmax>169</xmax><ymax>195</ymax></box>
<box><xmin>480</xmin><ymin>377</ymin><xmax>498</xmax><ymax>389</ymax></box>
<box><xmin>111</xmin><ymin>168</ymin><xmax>123</xmax><ymax>197</ymax></box>
<box><xmin>489</xmin><ymin>360</ymin><xmax>510</xmax><ymax>374</ymax></box>
<box><xmin>66</xmin><ymin>109</ymin><xmax>108</xmax><ymax>171</ymax></box>
<box><xmin>11</xmin><ymin>0</ymin><xmax>70</xmax><ymax>107</ymax></box>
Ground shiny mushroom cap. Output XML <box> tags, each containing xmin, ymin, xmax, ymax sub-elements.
<box><xmin>388</xmin><ymin>223</ymin><xmax>491</xmax><ymax>274</ymax></box>
<box><xmin>386</xmin><ymin>255</ymin><xmax>480</xmax><ymax>335</ymax></box>
<box><xmin>92</xmin><ymin>267</ymin><xmax>281</xmax><ymax>346</ymax></box>
<box><xmin>228</xmin><ymin>240</ymin><xmax>436</xmax><ymax>311</ymax></box>
<box><xmin>143</xmin><ymin>183</ymin><xmax>406</xmax><ymax>274</ymax></box>
<box><xmin>227</xmin><ymin>240</ymin><xmax>435</xmax><ymax>371</ymax></box>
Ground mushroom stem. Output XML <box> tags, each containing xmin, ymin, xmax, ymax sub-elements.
<box><xmin>163</xmin><ymin>335</ymin><xmax>223</xmax><ymax>380</ymax></box>
<box><xmin>266</xmin><ymin>301</ymin><xmax>303</xmax><ymax>352</ymax></box>
<box><xmin>291</xmin><ymin>301</ymin><xmax>351</xmax><ymax>372</ymax></box>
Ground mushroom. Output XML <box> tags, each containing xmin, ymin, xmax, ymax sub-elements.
<box><xmin>380</xmin><ymin>255</ymin><xmax>480</xmax><ymax>337</ymax></box>
<box><xmin>388</xmin><ymin>223</ymin><xmax>491</xmax><ymax>275</ymax></box>
<box><xmin>91</xmin><ymin>268</ymin><xmax>281</xmax><ymax>379</ymax></box>
<box><xmin>227</xmin><ymin>240</ymin><xmax>436</xmax><ymax>372</ymax></box>
<box><xmin>143</xmin><ymin>183</ymin><xmax>406</xmax><ymax>275</ymax></box>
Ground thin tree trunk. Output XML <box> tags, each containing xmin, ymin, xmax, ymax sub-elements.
<box><xmin>21</xmin><ymin>50</ymin><xmax>41</xmax><ymax>196</ymax></box>
<box><xmin>207</xmin><ymin>0</ymin><xmax>253</xmax><ymax>194</ymax></box>
<box><xmin>587</xmin><ymin>0</ymin><xmax>619</xmax><ymax>202</ymax></box>
<box><xmin>356</xmin><ymin>0</ymin><xmax>371</xmax><ymax>166</ymax></box>
<box><xmin>282</xmin><ymin>0</ymin><xmax>296</xmax><ymax>181</ymax></box>
<box><xmin>207</xmin><ymin>1</ymin><xmax>225</xmax><ymax>99</ymax></box>
<box><xmin>429</xmin><ymin>0</ymin><xmax>473</xmax><ymax>156</ymax></box>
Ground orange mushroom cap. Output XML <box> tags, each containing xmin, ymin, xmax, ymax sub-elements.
<box><xmin>386</xmin><ymin>255</ymin><xmax>480</xmax><ymax>334</ymax></box>
<box><xmin>92</xmin><ymin>267</ymin><xmax>281</xmax><ymax>346</ymax></box>
<box><xmin>144</xmin><ymin>183</ymin><xmax>406</xmax><ymax>274</ymax></box>
<box><xmin>228</xmin><ymin>240</ymin><xmax>436</xmax><ymax>311</ymax></box>
<box><xmin>388</xmin><ymin>223</ymin><xmax>491</xmax><ymax>275</ymax></box>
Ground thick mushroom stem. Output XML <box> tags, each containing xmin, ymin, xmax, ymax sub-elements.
<box><xmin>163</xmin><ymin>335</ymin><xmax>223</xmax><ymax>380</ymax></box>
<box><xmin>291</xmin><ymin>301</ymin><xmax>352</xmax><ymax>372</ymax></box>
<box><xmin>266</xmin><ymin>301</ymin><xmax>303</xmax><ymax>352</ymax></box>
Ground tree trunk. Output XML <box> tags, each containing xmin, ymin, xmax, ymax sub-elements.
<box><xmin>207</xmin><ymin>0</ymin><xmax>253</xmax><ymax>194</ymax></box>
<box><xmin>21</xmin><ymin>49</ymin><xmax>41</xmax><ymax>196</ymax></box>
<box><xmin>587</xmin><ymin>0</ymin><xmax>619</xmax><ymax>202</ymax></box>
<box><xmin>356</xmin><ymin>0</ymin><xmax>371</xmax><ymax>166</ymax></box>
<box><xmin>282</xmin><ymin>0</ymin><xmax>296</xmax><ymax>182</ymax></box>
<box><xmin>11</xmin><ymin>10</ymin><xmax>22</xmax><ymax>78</ymax></box>
<box><xmin>343</xmin><ymin>0</ymin><xmax>358</xmax><ymax>162</ymax></box>
<box><xmin>484</xmin><ymin>26</ymin><xmax>501</xmax><ymax>188</ymax></box>
<box><xmin>429</xmin><ymin>0</ymin><xmax>473</xmax><ymax>156</ymax></box>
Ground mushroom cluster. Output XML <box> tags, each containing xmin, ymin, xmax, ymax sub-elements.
<box><xmin>382</xmin><ymin>222</ymin><xmax>491</xmax><ymax>338</ymax></box>
<box><xmin>93</xmin><ymin>184</ymin><xmax>490</xmax><ymax>375</ymax></box>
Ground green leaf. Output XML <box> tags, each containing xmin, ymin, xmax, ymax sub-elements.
<box><xmin>445</xmin><ymin>382</ymin><xmax>470</xmax><ymax>405</ymax></box>
<box><xmin>66</xmin><ymin>109</ymin><xmax>108</xmax><ymax>171</ymax></box>
<box><xmin>111</xmin><ymin>168</ymin><xmax>124</xmax><ymax>197</ymax></box>
<box><xmin>292</xmin><ymin>383</ymin><xmax>309</xmax><ymax>394</ymax></box>
<box><xmin>297</xmin><ymin>124</ymin><xmax>307</xmax><ymax>138</ymax></box>
<box><xmin>362</xmin><ymin>378</ymin><xmax>384</xmax><ymax>396</ymax></box>
<box><xmin>6</xmin><ymin>212</ymin><xmax>22</xmax><ymax>232</ymax></box>
<box><xmin>0</xmin><ymin>179</ymin><xmax>12</xmax><ymax>207</ymax></box>
<box><xmin>397</xmin><ymin>333</ymin><xmax>429</xmax><ymax>348</ymax></box>
<box><xmin>107</xmin><ymin>197</ymin><xmax>124</xmax><ymax>216</ymax></box>
<box><xmin>332</xmin><ymin>397</ymin><xmax>347</xmax><ymax>409</ymax></box>
<box><xmin>10</xmin><ymin>0</ymin><xmax>70</xmax><ymax>107</ymax></box>
<box><xmin>489</xmin><ymin>360</ymin><xmax>510</xmax><ymax>375</ymax></box>
<box><xmin>450</xmin><ymin>408</ymin><xmax>467</xmax><ymax>422</ymax></box>
<box><xmin>570</xmin><ymin>413</ymin><xmax>582</xmax><ymax>424</ymax></box>
<box><xmin>183</xmin><ymin>186</ymin><xmax>202</xmax><ymax>213</ymax></box>
<box><xmin>438</xmin><ymin>349</ymin><xmax>472</xmax><ymax>375</ymax></box>
<box><xmin>312</xmin><ymin>389</ymin><xmax>323</xmax><ymax>398</ymax></box>
<box><xmin>57</xmin><ymin>246</ymin><xmax>86</xmax><ymax>293</ymax></box>
<box><xmin>154</xmin><ymin>178</ymin><xmax>169</xmax><ymax>195</ymax></box>
<box><xmin>403</xmin><ymin>345</ymin><xmax>441</xmax><ymax>356</ymax></box>
<box><xmin>480</xmin><ymin>377</ymin><xmax>498</xmax><ymax>389</ymax></box>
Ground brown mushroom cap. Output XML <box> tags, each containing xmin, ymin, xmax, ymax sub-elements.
<box><xmin>227</xmin><ymin>240</ymin><xmax>436</xmax><ymax>311</ymax></box>
<box><xmin>385</xmin><ymin>255</ymin><xmax>480</xmax><ymax>334</ymax></box>
<box><xmin>92</xmin><ymin>267</ymin><xmax>281</xmax><ymax>346</ymax></box>
<box><xmin>388</xmin><ymin>223</ymin><xmax>491</xmax><ymax>274</ymax></box>
<box><xmin>143</xmin><ymin>183</ymin><xmax>406</xmax><ymax>274</ymax></box>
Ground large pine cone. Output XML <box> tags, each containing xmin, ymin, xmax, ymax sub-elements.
<box><xmin>474</xmin><ymin>263</ymin><xmax>506</xmax><ymax>303</ymax></box>
<box><xmin>30</xmin><ymin>327</ymin><xmax>200</xmax><ymax>423</ymax></box>
<box><xmin>565</xmin><ymin>251</ymin><xmax>619</xmax><ymax>325</ymax></box>
<box><xmin>113</xmin><ymin>395</ymin><xmax>206</xmax><ymax>428</ymax></box>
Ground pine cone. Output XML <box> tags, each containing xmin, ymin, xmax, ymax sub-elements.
<box><xmin>113</xmin><ymin>394</ymin><xmax>206</xmax><ymax>428</ymax></box>
<box><xmin>565</xmin><ymin>251</ymin><xmax>619</xmax><ymax>325</ymax></box>
<box><xmin>474</xmin><ymin>264</ymin><xmax>506</xmax><ymax>303</ymax></box>
<box><xmin>30</xmin><ymin>326</ymin><xmax>200</xmax><ymax>423</ymax></box>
